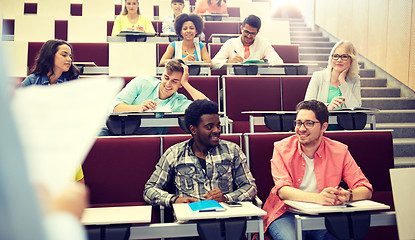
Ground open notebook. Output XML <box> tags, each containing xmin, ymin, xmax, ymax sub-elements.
<box><xmin>284</xmin><ymin>200</ymin><xmax>390</xmax><ymax>215</ymax></box>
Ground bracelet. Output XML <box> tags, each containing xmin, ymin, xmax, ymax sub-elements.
<box><xmin>170</xmin><ymin>195</ymin><xmax>179</xmax><ymax>206</ymax></box>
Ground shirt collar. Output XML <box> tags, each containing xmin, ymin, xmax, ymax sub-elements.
<box><xmin>296</xmin><ymin>137</ymin><xmax>325</xmax><ymax>159</ymax></box>
<box><xmin>40</xmin><ymin>74</ymin><xmax>66</xmax><ymax>85</ymax></box>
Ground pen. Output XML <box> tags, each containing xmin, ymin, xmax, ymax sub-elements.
<box><xmin>184</xmin><ymin>50</ymin><xmax>190</xmax><ymax>56</ymax></box>
<box><xmin>233</xmin><ymin>50</ymin><xmax>239</xmax><ymax>55</ymax></box>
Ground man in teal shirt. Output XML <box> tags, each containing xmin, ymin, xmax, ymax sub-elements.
<box><xmin>109</xmin><ymin>59</ymin><xmax>208</xmax><ymax>134</ymax></box>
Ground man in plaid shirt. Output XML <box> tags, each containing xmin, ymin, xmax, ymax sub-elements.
<box><xmin>144</xmin><ymin>100</ymin><xmax>257</xmax><ymax>207</ymax></box>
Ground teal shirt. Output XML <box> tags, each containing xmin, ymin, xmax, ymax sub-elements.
<box><xmin>170</xmin><ymin>41</ymin><xmax>205</xmax><ymax>60</ymax></box>
<box><xmin>111</xmin><ymin>76</ymin><xmax>192</xmax><ymax>113</ymax></box>
<box><xmin>327</xmin><ymin>84</ymin><xmax>343</xmax><ymax>110</ymax></box>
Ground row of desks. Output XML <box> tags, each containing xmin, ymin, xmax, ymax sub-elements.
<box><xmin>81</xmin><ymin>203</ymin><xmax>396</xmax><ymax>240</ymax></box>
<box><xmin>107</xmin><ymin>109</ymin><xmax>379</xmax><ymax>135</ymax></box>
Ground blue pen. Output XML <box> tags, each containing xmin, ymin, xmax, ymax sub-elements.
<box><xmin>233</xmin><ymin>50</ymin><xmax>239</xmax><ymax>55</ymax></box>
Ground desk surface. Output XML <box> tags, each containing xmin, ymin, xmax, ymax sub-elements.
<box><xmin>242</xmin><ymin>110</ymin><xmax>380</xmax><ymax>114</ymax></box>
<box><xmin>81</xmin><ymin>205</ymin><xmax>152</xmax><ymax>225</ymax></box>
<box><xmin>173</xmin><ymin>201</ymin><xmax>266</xmax><ymax>221</ymax></box>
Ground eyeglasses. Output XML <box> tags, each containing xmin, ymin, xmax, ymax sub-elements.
<box><xmin>293</xmin><ymin>120</ymin><xmax>321</xmax><ymax>129</ymax></box>
<box><xmin>242</xmin><ymin>29</ymin><xmax>257</xmax><ymax>37</ymax></box>
<box><xmin>332</xmin><ymin>54</ymin><xmax>350</xmax><ymax>61</ymax></box>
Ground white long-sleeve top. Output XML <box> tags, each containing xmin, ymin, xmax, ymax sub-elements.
<box><xmin>211</xmin><ymin>36</ymin><xmax>283</xmax><ymax>70</ymax></box>
<box><xmin>304</xmin><ymin>68</ymin><xmax>362</xmax><ymax>109</ymax></box>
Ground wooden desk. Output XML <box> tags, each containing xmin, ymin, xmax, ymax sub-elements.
<box><xmin>73</xmin><ymin>62</ymin><xmax>97</xmax><ymax>75</ymax></box>
<box><xmin>82</xmin><ymin>205</ymin><xmax>152</xmax><ymax>225</ymax></box>
<box><xmin>242</xmin><ymin>110</ymin><xmax>379</xmax><ymax>133</ymax></box>
<box><xmin>128</xmin><ymin>202</ymin><xmax>266</xmax><ymax>240</ymax></box>
<box><xmin>200</xmin><ymin>13</ymin><xmax>229</xmax><ymax>21</ymax></box>
<box><xmin>116</xmin><ymin>31</ymin><xmax>157</xmax><ymax>42</ymax></box>
<box><xmin>108</xmin><ymin>112</ymin><xmax>231</xmax><ymax>134</ymax></box>
<box><xmin>390</xmin><ymin>168</ymin><xmax>415</xmax><ymax>239</ymax></box>
<box><xmin>173</xmin><ymin>201</ymin><xmax>266</xmax><ymax>221</ymax></box>
<box><xmin>294</xmin><ymin>211</ymin><xmax>396</xmax><ymax>240</ymax></box>
<box><xmin>159</xmin><ymin>32</ymin><xmax>181</xmax><ymax>42</ymax></box>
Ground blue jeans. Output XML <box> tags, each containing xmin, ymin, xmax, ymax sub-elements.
<box><xmin>268</xmin><ymin>212</ymin><xmax>337</xmax><ymax>240</ymax></box>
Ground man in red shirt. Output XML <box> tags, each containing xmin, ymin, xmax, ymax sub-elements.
<box><xmin>263</xmin><ymin>100</ymin><xmax>373</xmax><ymax>240</ymax></box>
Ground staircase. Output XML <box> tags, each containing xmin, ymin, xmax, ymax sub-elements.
<box><xmin>288</xmin><ymin>18</ymin><xmax>415</xmax><ymax>168</ymax></box>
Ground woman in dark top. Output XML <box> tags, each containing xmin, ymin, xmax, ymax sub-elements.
<box><xmin>21</xmin><ymin>39</ymin><xmax>80</xmax><ymax>87</ymax></box>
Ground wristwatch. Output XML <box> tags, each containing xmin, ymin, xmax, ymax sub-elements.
<box><xmin>347</xmin><ymin>189</ymin><xmax>353</xmax><ymax>203</ymax></box>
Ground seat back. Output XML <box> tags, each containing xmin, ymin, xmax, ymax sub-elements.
<box><xmin>203</xmin><ymin>21</ymin><xmax>241</xmax><ymax>43</ymax></box>
<box><xmin>157</xmin><ymin>43</ymin><xmax>169</xmax><ymax>66</ymax></box>
<box><xmin>223</xmin><ymin>76</ymin><xmax>281</xmax><ymax>133</ymax></box>
<box><xmin>244</xmin><ymin>132</ymin><xmax>292</xmax><ymax>202</ymax></box>
<box><xmin>162</xmin><ymin>133</ymin><xmax>242</xmax><ymax>152</ymax></box>
<box><xmin>281</xmin><ymin>76</ymin><xmax>311</xmax><ymax>110</ymax></box>
<box><xmin>178</xmin><ymin>76</ymin><xmax>219</xmax><ymax>104</ymax></box>
<box><xmin>272</xmin><ymin>44</ymin><xmax>299</xmax><ymax>63</ymax></box>
<box><xmin>83</xmin><ymin>136</ymin><xmax>161</xmax><ymax>204</ymax></box>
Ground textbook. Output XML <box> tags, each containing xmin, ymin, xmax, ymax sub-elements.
<box><xmin>243</xmin><ymin>60</ymin><xmax>268</xmax><ymax>64</ymax></box>
<box><xmin>284</xmin><ymin>200</ymin><xmax>390</xmax><ymax>215</ymax></box>
<box><xmin>188</xmin><ymin>200</ymin><xmax>226</xmax><ymax>212</ymax></box>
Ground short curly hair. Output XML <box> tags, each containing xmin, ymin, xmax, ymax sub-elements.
<box><xmin>185</xmin><ymin>100</ymin><xmax>219</xmax><ymax>131</ymax></box>
<box><xmin>174</xmin><ymin>13</ymin><xmax>204</xmax><ymax>38</ymax></box>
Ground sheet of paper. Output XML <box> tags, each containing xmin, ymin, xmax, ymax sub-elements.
<box><xmin>12</xmin><ymin>78</ymin><xmax>123</xmax><ymax>196</ymax></box>
<box><xmin>146</xmin><ymin>104</ymin><xmax>172</xmax><ymax>113</ymax></box>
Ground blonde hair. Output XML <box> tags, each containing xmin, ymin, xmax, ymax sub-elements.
<box><xmin>327</xmin><ymin>40</ymin><xmax>359</xmax><ymax>79</ymax></box>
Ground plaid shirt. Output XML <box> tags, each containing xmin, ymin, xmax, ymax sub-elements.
<box><xmin>144</xmin><ymin>139</ymin><xmax>257</xmax><ymax>207</ymax></box>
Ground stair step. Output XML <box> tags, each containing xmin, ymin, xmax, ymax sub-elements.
<box><xmin>393</xmin><ymin>138</ymin><xmax>415</xmax><ymax>145</ymax></box>
<box><xmin>289</xmin><ymin>27</ymin><xmax>312</xmax><ymax>31</ymax></box>
<box><xmin>362</xmin><ymin>98</ymin><xmax>415</xmax><ymax>109</ymax></box>
<box><xmin>291</xmin><ymin>36</ymin><xmax>330</xmax><ymax>42</ymax></box>
<box><xmin>394</xmin><ymin>157</ymin><xmax>415</xmax><ymax>168</ymax></box>
<box><xmin>375</xmin><ymin>123</ymin><xmax>415</xmax><ymax>138</ymax></box>
<box><xmin>290</xmin><ymin>22</ymin><xmax>307</xmax><ymax>27</ymax></box>
<box><xmin>274</xmin><ymin>18</ymin><xmax>304</xmax><ymax>23</ymax></box>
<box><xmin>291</xmin><ymin>31</ymin><xmax>323</xmax><ymax>37</ymax></box>
<box><xmin>360</xmin><ymin>78</ymin><xmax>387</xmax><ymax>87</ymax></box>
<box><xmin>361</xmin><ymin>87</ymin><xmax>401</xmax><ymax>98</ymax></box>
<box><xmin>376</xmin><ymin>110</ymin><xmax>415</xmax><ymax>123</ymax></box>
<box><xmin>292</xmin><ymin>41</ymin><xmax>335</xmax><ymax>48</ymax></box>
<box><xmin>300</xmin><ymin>60</ymin><xmax>327</xmax><ymax>69</ymax></box>
<box><xmin>300</xmin><ymin>53</ymin><xmax>329</xmax><ymax>61</ymax></box>
<box><xmin>299</xmin><ymin>47</ymin><xmax>331</xmax><ymax>54</ymax></box>
<box><xmin>359</xmin><ymin>69</ymin><xmax>376</xmax><ymax>78</ymax></box>
<box><xmin>393</xmin><ymin>138</ymin><xmax>415</xmax><ymax>157</ymax></box>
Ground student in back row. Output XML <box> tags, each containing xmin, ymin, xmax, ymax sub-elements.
<box><xmin>159</xmin><ymin>13</ymin><xmax>212</xmax><ymax>67</ymax></box>
<box><xmin>194</xmin><ymin>0</ymin><xmax>228</xmax><ymax>14</ymax></box>
<box><xmin>212</xmin><ymin>14</ymin><xmax>283</xmax><ymax>70</ymax></box>
<box><xmin>162</xmin><ymin>0</ymin><xmax>185</xmax><ymax>33</ymax></box>
<box><xmin>111</xmin><ymin>0</ymin><xmax>156</xmax><ymax>36</ymax></box>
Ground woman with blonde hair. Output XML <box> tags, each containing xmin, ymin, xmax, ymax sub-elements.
<box><xmin>111</xmin><ymin>0</ymin><xmax>155</xmax><ymax>36</ymax></box>
<box><xmin>304</xmin><ymin>40</ymin><xmax>361</xmax><ymax>110</ymax></box>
